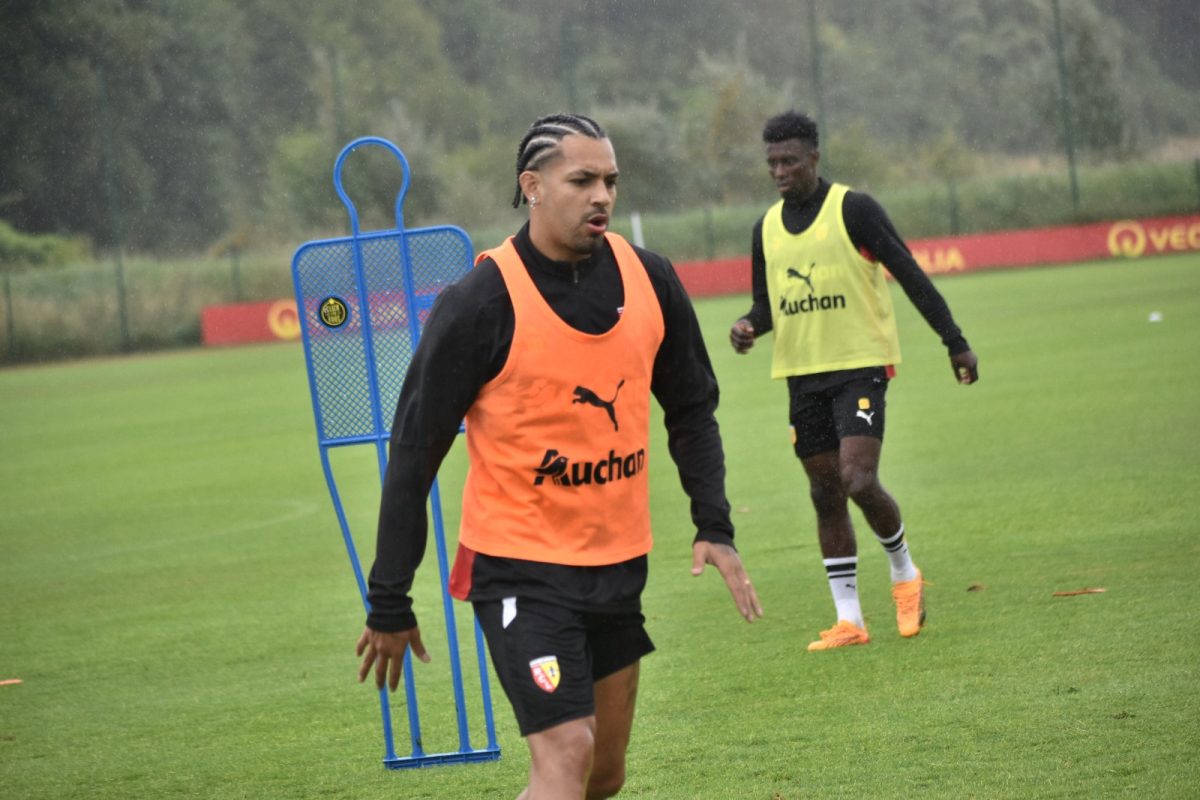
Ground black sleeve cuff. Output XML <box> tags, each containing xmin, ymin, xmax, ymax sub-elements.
<box><xmin>743</xmin><ymin>309</ymin><xmax>773</xmax><ymax>336</ymax></box>
<box><xmin>694</xmin><ymin>529</ymin><xmax>736</xmax><ymax>551</ymax></box>
<box><xmin>366</xmin><ymin>608</ymin><xmax>418</xmax><ymax>633</ymax></box>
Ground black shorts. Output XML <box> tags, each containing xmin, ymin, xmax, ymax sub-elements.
<box><xmin>788</xmin><ymin>374</ymin><xmax>889</xmax><ymax>459</ymax></box>
<box><xmin>474</xmin><ymin>596</ymin><xmax>655</xmax><ymax>736</ymax></box>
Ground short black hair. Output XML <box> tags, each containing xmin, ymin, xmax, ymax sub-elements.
<box><xmin>762</xmin><ymin>110</ymin><xmax>819</xmax><ymax>148</ymax></box>
<box><xmin>512</xmin><ymin>113</ymin><xmax>608</xmax><ymax>208</ymax></box>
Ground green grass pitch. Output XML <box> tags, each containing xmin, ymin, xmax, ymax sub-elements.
<box><xmin>1</xmin><ymin>253</ymin><xmax>1198</xmax><ymax>798</ymax></box>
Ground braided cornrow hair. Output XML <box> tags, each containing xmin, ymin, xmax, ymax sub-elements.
<box><xmin>512</xmin><ymin>113</ymin><xmax>607</xmax><ymax>208</ymax></box>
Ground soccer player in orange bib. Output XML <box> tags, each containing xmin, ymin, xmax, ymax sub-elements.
<box><xmin>357</xmin><ymin>113</ymin><xmax>762</xmax><ymax>799</ymax></box>
<box><xmin>730</xmin><ymin>110</ymin><xmax>978</xmax><ymax>652</ymax></box>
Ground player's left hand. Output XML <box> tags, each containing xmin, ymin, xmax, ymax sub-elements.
<box><xmin>356</xmin><ymin>626</ymin><xmax>430</xmax><ymax>692</ymax></box>
<box><xmin>951</xmin><ymin>350</ymin><xmax>979</xmax><ymax>385</ymax></box>
<box><xmin>691</xmin><ymin>541</ymin><xmax>764</xmax><ymax>623</ymax></box>
<box><xmin>729</xmin><ymin>319</ymin><xmax>756</xmax><ymax>354</ymax></box>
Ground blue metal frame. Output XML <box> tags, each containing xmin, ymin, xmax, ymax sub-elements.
<box><xmin>291</xmin><ymin>137</ymin><xmax>500</xmax><ymax>769</ymax></box>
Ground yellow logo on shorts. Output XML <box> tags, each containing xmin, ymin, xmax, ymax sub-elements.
<box><xmin>529</xmin><ymin>656</ymin><xmax>560</xmax><ymax>693</ymax></box>
<box><xmin>858</xmin><ymin>397</ymin><xmax>871</xmax><ymax>410</ymax></box>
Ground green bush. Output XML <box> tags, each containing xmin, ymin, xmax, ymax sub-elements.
<box><xmin>0</xmin><ymin>220</ymin><xmax>91</xmax><ymax>272</ymax></box>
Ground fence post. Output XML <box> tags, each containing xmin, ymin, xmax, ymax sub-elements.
<box><xmin>98</xmin><ymin>67</ymin><xmax>132</xmax><ymax>351</ymax></box>
<box><xmin>231</xmin><ymin>248</ymin><xmax>244</xmax><ymax>302</ymax></box>
<box><xmin>1194</xmin><ymin>158</ymin><xmax>1200</xmax><ymax>210</ymax></box>
<box><xmin>112</xmin><ymin>258</ymin><xmax>130</xmax><ymax>350</ymax></box>
<box><xmin>629</xmin><ymin>212</ymin><xmax>645</xmax><ymax>249</ymax></box>
<box><xmin>948</xmin><ymin>179</ymin><xmax>961</xmax><ymax>235</ymax></box>
<box><xmin>3</xmin><ymin>273</ymin><xmax>14</xmax><ymax>360</ymax></box>
<box><xmin>703</xmin><ymin>206</ymin><xmax>716</xmax><ymax>260</ymax></box>
<box><xmin>1051</xmin><ymin>0</ymin><xmax>1081</xmax><ymax>217</ymax></box>
<box><xmin>807</xmin><ymin>0</ymin><xmax>830</xmax><ymax>174</ymax></box>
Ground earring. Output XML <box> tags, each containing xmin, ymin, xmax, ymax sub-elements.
<box><xmin>528</xmin><ymin>196</ymin><xmax>538</xmax><ymax>208</ymax></box>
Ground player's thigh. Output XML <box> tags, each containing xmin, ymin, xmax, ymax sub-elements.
<box><xmin>789</xmin><ymin>384</ymin><xmax>839</xmax><ymax>459</ymax></box>
<box><xmin>831</xmin><ymin>376</ymin><xmax>888</xmax><ymax>442</ymax></box>
<box><xmin>474</xmin><ymin>597</ymin><xmax>594</xmax><ymax>737</ymax></box>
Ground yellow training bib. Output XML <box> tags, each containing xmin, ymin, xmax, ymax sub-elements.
<box><xmin>762</xmin><ymin>183</ymin><xmax>901</xmax><ymax>378</ymax></box>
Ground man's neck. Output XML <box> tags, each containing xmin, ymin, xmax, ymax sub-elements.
<box><xmin>528</xmin><ymin>224</ymin><xmax>590</xmax><ymax>265</ymax></box>
<box><xmin>516</xmin><ymin>224</ymin><xmax>600</xmax><ymax>281</ymax></box>
<box><xmin>782</xmin><ymin>178</ymin><xmax>826</xmax><ymax>208</ymax></box>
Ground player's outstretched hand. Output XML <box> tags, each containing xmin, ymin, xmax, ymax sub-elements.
<box><xmin>356</xmin><ymin>626</ymin><xmax>430</xmax><ymax>691</ymax></box>
<box><xmin>729</xmin><ymin>319</ymin><xmax>756</xmax><ymax>354</ymax></box>
<box><xmin>951</xmin><ymin>350</ymin><xmax>979</xmax><ymax>385</ymax></box>
<box><xmin>691</xmin><ymin>541</ymin><xmax>764</xmax><ymax>623</ymax></box>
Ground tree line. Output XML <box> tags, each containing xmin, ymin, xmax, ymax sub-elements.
<box><xmin>1</xmin><ymin>0</ymin><xmax>1196</xmax><ymax>259</ymax></box>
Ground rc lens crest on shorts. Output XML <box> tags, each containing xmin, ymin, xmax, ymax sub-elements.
<box><xmin>529</xmin><ymin>656</ymin><xmax>561</xmax><ymax>693</ymax></box>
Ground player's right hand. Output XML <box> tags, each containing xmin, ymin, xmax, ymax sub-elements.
<box><xmin>729</xmin><ymin>319</ymin><xmax>756</xmax><ymax>354</ymax></box>
<box><xmin>951</xmin><ymin>350</ymin><xmax>979</xmax><ymax>385</ymax></box>
<box><xmin>356</xmin><ymin>626</ymin><xmax>430</xmax><ymax>691</ymax></box>
<box><xmin>691</xmin><ymin>541</ymin><xmax>764</xmax><ymax>623</ymax></box>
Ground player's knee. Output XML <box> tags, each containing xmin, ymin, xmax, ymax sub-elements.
<box><xmin>586</xmin><ymin>764</ymin><xmax>625</xmax><ymax>799</ymax></box>
<box><xmin>587</xmin><ymin>732</ymin><xmax>627</xmax><ymax>798</ymax></box>
<box><xmin>809</xmin><ymin>480</ymin><xmax>845</xmax><ymax>514</ymax></box>
<box><xmin>556</xmin><ymin>723</ymin><xmax>596</xmax><ymax>768</ymax></box>
<box><xmin>841</xmin><ymin>464</ymin><xmax>880</xmax><ymax>502</ymax></box>
<box><xmin>530</xmin><ymin>719</ymin><xmax>596</xmax><ymax>785</ymax></box>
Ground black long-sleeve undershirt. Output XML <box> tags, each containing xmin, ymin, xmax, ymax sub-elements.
<box><xmin>742</xmin><ymin>179</ymin><xmax>970</xmax><ymax>368</ymax></box>
<box><xmin>367</xmin><ymin>224</ymin><xmax>734</xmax><ymax>632</ymax></box>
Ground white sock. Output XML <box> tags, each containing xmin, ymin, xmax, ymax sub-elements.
<box><xmin>822</xmin><ymin>556</ymin><xmax>864</xmax><ymax>628</ymax></box>
<box><xmin>876</xmin><ymin>524</ymin><xmax>918</xmax><ymax>583</ymax></box>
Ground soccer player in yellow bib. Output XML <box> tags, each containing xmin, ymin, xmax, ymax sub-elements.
<box><xmin>729</xmin><ymin>110</ymin><xmax>978</xmax><ymax>651</ymax></box>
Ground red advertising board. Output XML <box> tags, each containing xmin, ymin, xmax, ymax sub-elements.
<box><xmin>201</xmin><ymin>299</ymin><xmax>301</xmax><ymax>346</ymax></box>
<box><xmin>201</xmin><ymin>214</ymin><xmax>1200</xmax><ymax>345</ymax></box>
<box><xmin>906</xmin><ymin>213</ymin><xmax>1200</xmax><ymax>277</ymax></box>
<box><xmin>673</xmin><ymin>213</ymin><xmax>1200</xmax><ymax>297</ymax></box>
